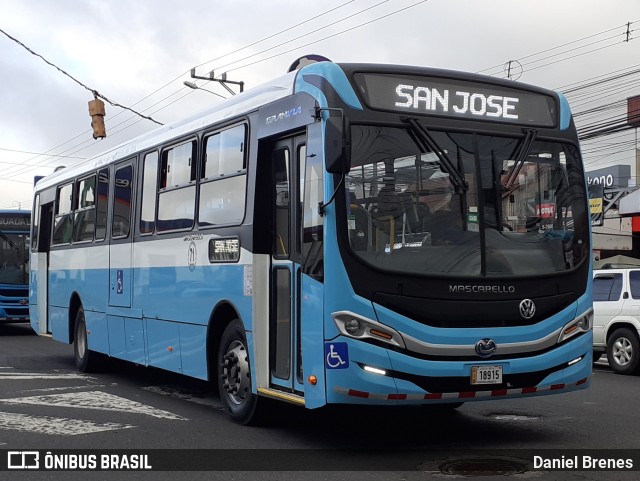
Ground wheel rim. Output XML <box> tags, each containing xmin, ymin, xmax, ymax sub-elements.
<box><xmin>76</xmin><ymin>322</ymin><xmax>87</xmax><ymax>359</ymax></box>
<box><xmin>221</xmin><ymin>340</ymin><xmax>251</xmax><ymax>405</ymax></box>
<box><xmin>612</xmin><ymin>337</ymin><xmax>633</xmax><ymax>367</ymax></box>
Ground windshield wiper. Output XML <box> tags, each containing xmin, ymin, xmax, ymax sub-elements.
<box><xmin>504</xmin><ymin>129</ymin><xmax>537</xmax><ymax>190</ymax></box>
<box><xmin>403</xmin><ymin>117</ymin><xmax>468</xmax><ymax>193</ymax></box>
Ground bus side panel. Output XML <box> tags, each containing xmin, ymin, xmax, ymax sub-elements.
<box><xmin>124</xmin><ymin>317</ymin><xmax>146</xmax><ymax>364</ymax></box>
<box><xmin>85</xmin><ymin>310</ymin><xmax>109</xmax><ymax>354</ymax></box>
<box><xmin>78</xmin><ymin>245</ymin><xmax>109</xmax><ymax>313</ymax></box>
<box><xmin>147</xmin><ymin>319</ymin><xmax>182</xmax><ymax>373</ymax></box>
<box><xmin>107</xmin><ymin>315</ymin><xmax>127</xmax><ymax>360</ymax></box>
<box><xmin>49</xmin><ymin>305</ymin><xmax>70</xmax><ymax>343</ymax></box>
<box><xmin>48</xmin><ymin>250</ymin><xmax>73</xmax><ymax>343</ymax></box>
<box><xmin>29</xmin><ymin>253</ymin><xmax>42</xmax><ymax>334</ymax></box>
<box><xmin>133</xmin><ymin>238</ymin><xmax>251</xmax><ymax>327</ymax></box>
<box><xmin>300</xmin><ymin>274</ymin><xmax>326</xmax><ymax>408</ymax></box>
<box><xmin>179</xmin><ymin>323</ymin><xmax>208</xmax><ymax>380</ymax></box>
<box><xmin>48</xmin><ymin>246</ymin><xmax>109</xmax><ymax>343</ymax></box>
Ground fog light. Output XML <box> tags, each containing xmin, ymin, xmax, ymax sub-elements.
<box><xmin>345</xmin><ymin>318</ymin><xmax>361</xmax><ymax>335</ymax></box>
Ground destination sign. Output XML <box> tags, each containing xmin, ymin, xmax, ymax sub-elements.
<box><xmin>0</xmin><ymin>213</ymin><xmax>30</xmax><ymax>231</ymax></box>
<box><xmin>354</xmin><ymin>73</ymin><xmax>557</xmax><ymax>127</ymax></box>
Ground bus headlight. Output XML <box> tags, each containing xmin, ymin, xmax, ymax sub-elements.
<box><xmin>558</xmin><ymin>308</ymin><xmax>593</xmax><ymax>344</ymax></box>
<box><xmin>332</xmin><ymin>311</ymin><xmax>406</xmax><ymax>349</ymax></box>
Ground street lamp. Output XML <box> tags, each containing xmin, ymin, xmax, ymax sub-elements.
<box><xmin>183</xmin><ymin>81</ymin><xmax>226</xmax><ymax>99</ymax></box>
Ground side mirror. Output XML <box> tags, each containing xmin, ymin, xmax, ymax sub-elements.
<box><xmin>325</xmin><ymin>116</ymin><xmax>350</xmax><ymax>174</ymax></box>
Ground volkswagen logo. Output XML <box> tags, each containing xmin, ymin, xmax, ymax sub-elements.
<box><xmin>475</xmin><ymin>338</ymin><xmax>497</xmax><ymax>358</ymax></box>
<box><xmin>519</xmin><ymin>299</ymin><xmax>536</xmax><ymax>319</ymax></box>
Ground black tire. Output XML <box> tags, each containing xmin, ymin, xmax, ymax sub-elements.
<box><xmin>217</xmin><ymin>319</ymin><xmax>267</xmax><ymax>425</ymax></box>
<box><xmin>73</xmin><ymin>307</ymin><xmax>103</xmax><ymax>372</ymax></box>
<box><xmin>606</xmin><ymin>327</ymin><xmax>640</xmax><ymax>375</ymax></box>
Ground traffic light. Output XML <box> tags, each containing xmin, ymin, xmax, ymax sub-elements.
<box><xmin>88</xmin><ymin>98</ymin><xmax>106</xmax><ymax>139</ymax></box>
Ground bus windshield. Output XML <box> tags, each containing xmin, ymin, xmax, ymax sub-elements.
<box><xmin>345</xmin><ymin>123</ymin><xmax>588</xmax><ymax>277</ymax></box>
<box><xmin>0</xmin><ymin>231</ymin><xmax>29</xmax><ymax>285</ymax></box>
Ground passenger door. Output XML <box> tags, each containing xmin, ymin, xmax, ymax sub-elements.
<box><xmin>269</xmin><ymin>135</ymin><xmax>306</xmax><ymax>393</ymax></box>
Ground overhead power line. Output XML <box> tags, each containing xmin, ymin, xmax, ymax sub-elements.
<box><xmin>0</xmin><ymin>27</ymin><xmax>164</xmax><ymax>126</ymax></box>
<box><xmin>0</xmin><ymin>147</ymin><xmax>85</xmax><ymax>160</ymax></box>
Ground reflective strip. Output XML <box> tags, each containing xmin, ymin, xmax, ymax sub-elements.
<box><xmin>335</xmin><ymin>378</ymin><xmax>588</xmax><ymax>401</ymax></box>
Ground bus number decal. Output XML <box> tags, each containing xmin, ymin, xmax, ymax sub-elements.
<box><xmin>187</xmin><ymin>241</ymin><xmax>197</xmax><ymax>271</ymax></box>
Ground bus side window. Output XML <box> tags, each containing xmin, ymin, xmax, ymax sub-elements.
<box><xmin>302</xmin><ymin>144</ymin><xmax>324</xmax><ymax>279</ymax></box>
<box><xmin>52</xmin><ymin>182</ymin><xmax>73</xmax><ymax>245</ymax></box>
<box><xmin>158</xmin><ymin>141</ymin><xmax>196</xmax><ymax>232</ymax></box>
<box><xmin>140</xmin><ymin>152</ymin><xmax>159</xmax><ymax>234</ymax></box>
<box><xmin>272</xmin><ymin>147</ymin><xmax>290</xmax><ymax>258</ymax></box>
<box><xmin>112</xmin><ymin>165</ymin><xmax>133</xmax><ymax>238</ymax></box>
<box><xmin>32</xmin><ymin>194</ymin><xmax>40</xmax><ymax>251</ymax></box>
<box><xmin>73</xmin><ymin>174</ymin><xmax>96</xmax><ymax>242</ymax></box>
<box><xmin>95</xmin><ymin>168</ymin><xmax>109</xmax><ymax>240</ymax></box>
<box><xmin>199</xmin><ymin>124</ymin><xmax>247</xmax><ymax>227</ymax></box>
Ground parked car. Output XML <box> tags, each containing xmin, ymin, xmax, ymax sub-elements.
<box><xmin>593</xmin><ymin>261</ymin><xmax>640</xmax><ymax>375</ymax></box>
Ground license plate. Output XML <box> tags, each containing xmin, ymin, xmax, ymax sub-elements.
<box><xmin>471</xmin><ymin>365</ymin><xmax>503</xmax><ymax>385</ymax></box>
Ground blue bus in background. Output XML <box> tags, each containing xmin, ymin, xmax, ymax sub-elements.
<box><xmin>29</xmin><ymin>59</ymin><xmax>592</xmax><ymax>424</ymax></box>
<box><xmin>0</xmin><ymin>210</ymin><xmax>30</xmax><ymax>324</ymax></box>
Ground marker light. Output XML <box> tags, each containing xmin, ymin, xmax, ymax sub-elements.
<box><xmin>370</xmin><ymin>329</ymin><xmax>393</xmax><ymax>340</ymax></box>
<box><xmin>308</xmin><ymin>375</ymin><xmax>318</xmax><ymax>385</ymax></box>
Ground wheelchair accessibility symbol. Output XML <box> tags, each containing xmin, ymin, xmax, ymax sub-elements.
<box><xmin>325</xmin><ymin>342</ymin><xmax>349</xmax><ymax>369</ymax></box>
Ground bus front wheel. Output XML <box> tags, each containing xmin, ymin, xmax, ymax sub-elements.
<box><xmin>217</xmin><ymin>319</ymin><xmax>265</xmax><ymax>425</ymax></box>
<box><xmin>73</xmin><ymin>307</ymin><xmax>102</xmax><ymax>372</ymax></box>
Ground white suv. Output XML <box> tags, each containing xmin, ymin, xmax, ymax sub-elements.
<box><xmin>593</xmin><ymin>267</ymin><xmax>640</xmax><ymax>375</ymax></box>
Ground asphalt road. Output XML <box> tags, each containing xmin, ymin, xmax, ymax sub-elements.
<box><xmin>1</xmin><ymin>322</ymin><xmax>639</xmax><ymax>481</ymax></box>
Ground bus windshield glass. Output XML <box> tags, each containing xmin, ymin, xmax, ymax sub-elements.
<box><xmin>345</xmin><ymin>124</ymin><xmax>588</xmax><ymax>277</ymax></box>
<box><xmin>0</xmin><ymin>231</ymin><xmax>29</xmax><ymax>285</ymax></box>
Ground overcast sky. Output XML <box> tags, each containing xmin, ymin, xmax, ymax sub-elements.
<box><xmin>1</xmin><ymin>0</ymin><xmax>639</xmax><ymax>211</ymax></box>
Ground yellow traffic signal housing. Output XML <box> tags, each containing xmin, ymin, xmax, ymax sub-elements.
<box><xmin>88</xmin><ymin>98</ymin><xmax>106</xmax><ymax>139</ymax></box>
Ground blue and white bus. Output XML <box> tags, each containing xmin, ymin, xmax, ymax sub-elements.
<box><xmin>0</xmin><ymin>210</ymin><xmax>30</xmax><ymax>324</ymax></box>
<box><xmin>30</xmin><ymin>59</ymin><xmax>592</xmax><ymax>423</ymax></box>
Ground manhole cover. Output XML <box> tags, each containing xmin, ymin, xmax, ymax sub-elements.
<box><xmin>439</xmin><ymin>457</ymin><xmax>528</xmax><ymax>476</ymax></box>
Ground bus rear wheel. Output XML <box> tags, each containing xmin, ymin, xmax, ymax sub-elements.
<box><xmin>217</xmin><ymin>319</ymin><xmax>266</xmax><ymax>425</ymax></box>
<box><xmin>73</xmin><ymin>307</ymin><xmax>102</xmax><ymax>372</ymax></box>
